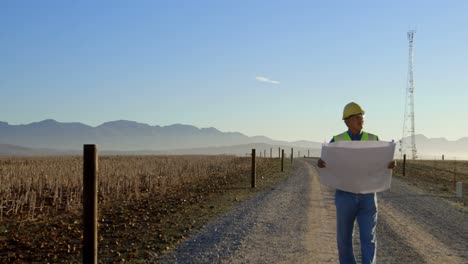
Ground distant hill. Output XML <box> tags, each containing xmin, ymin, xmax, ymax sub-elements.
<box><xmin>0</xmin><ymin>119</ymin><xmax>269</xmax><ymax>150</ymax></box>
<box><xmin>398</xmin><ymin>134</ymin><xmax>468</xmax><ymax>159</ymax></box>
<box><xmin>0</xmin><ymin>144</ymin><xmax>38</xmax><ymax>156</ymax></box>
<box><xmin>152</xmin><ymin>143</ymin><xmax>321</xmax><ymax>157</ymax></box>
<box><xmin>0</xmin><ymin>143</ymin><xmax>320</xmax><ymax>158</ymax></box>
<box><xmin>0</xmin><ymin>120</ymin><xmax>467</xmax><ymax>159</ymax></box>
<box><xmin>0</xmin><ymin>144</ymin><xmax>76</xmax><ymax>156</ymax></box>
<box><xmin>0</xmin><ymin>120</ymin><xmax>322</xmax><ymax>156</ymax></box>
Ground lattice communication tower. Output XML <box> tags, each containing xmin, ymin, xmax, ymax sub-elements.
<box><xmin>400</xmin><ymin>30</ymin><xmax>418</xmax><ymax>159</ymax></box>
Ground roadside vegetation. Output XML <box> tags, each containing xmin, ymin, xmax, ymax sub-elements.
<box><xmin>393</xmin><ymin>159</ymin><xmax>468</xmax><ymax>207</ymax></box>
<box><xmin>0</xmin><ymin>155</ymin><xmax>291</xmax><ymax>262</ymax></box>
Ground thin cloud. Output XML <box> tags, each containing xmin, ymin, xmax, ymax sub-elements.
<box><xmin>256</xmin><ymin>76</ymin><xmax>280</xmax><ymax>84</ymax></box>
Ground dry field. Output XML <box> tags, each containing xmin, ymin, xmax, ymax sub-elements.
<box><xmin>1</xmin><ymin>156</ymin><xmax>465</xmax><ymax>263</ymax></box>
<box><xmin>0</xmin><ymin>155</ymin><xmax>290</xmax><ymax>263</ymax></box>
<box><xmin>393</xmin><ymin>159</ymin><xmax>468</xmax><ymax>206</ymax></box>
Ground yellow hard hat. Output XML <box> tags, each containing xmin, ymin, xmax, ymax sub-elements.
<box><xmin>342</xmin><ymin>102</ymin><xmax>365</xmax><ymax>120</ymax></box>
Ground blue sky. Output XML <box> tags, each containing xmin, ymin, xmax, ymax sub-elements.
<box><xmin>1</xmin><ymin>0</ymin><xmax>467</xmax><ymax>143</ymax></box>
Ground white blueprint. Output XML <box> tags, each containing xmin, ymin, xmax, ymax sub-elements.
<box><xmin>318</xmin><ymin>141</ymin><xmax>396</xmax><ymax>194</ymax></box>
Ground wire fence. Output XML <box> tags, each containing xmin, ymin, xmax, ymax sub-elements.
<box><xmin>394</xmin><ymin>157</ymin><xmax>467</xmax><ymax>204</ymax></box>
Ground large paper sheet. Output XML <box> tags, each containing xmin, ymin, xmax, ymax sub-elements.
<box><xmin>319</xmin><ymin>141</ymin><xmax>396</xmax><ymax>194</ymax></box>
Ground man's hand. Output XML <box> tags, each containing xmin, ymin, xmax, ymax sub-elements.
<box><xmin>317</xmin><ymin>159</ymin><xmax>326</xmax><ymax>168</ymax></box>
<box><xmin>388</xmin><ymin>160</ymin><xmax>397</xmax><ymax>169</ymax></box>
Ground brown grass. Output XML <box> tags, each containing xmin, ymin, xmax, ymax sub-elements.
<box><xmin>0</xmin><ymin>155</ymin><xmax>291</xmax><ymax>262</ymax></box>
<box><xmin>0</xmin><ymin>155</ymin><xmax>256</xmax><ymax>220</ymax></box>
<box><xmin>394</xmin><ymin>159</ymin><xmax>468</xmax><ymax>205</ymax></box>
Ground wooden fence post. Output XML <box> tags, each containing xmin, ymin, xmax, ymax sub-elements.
<box><xmin>83</xmin><ymin>144</ymin><xmax>98</xmax><ymax>264</ymax></box>
<box><xmin>251</xmin><ymin>149</ymin><xmax>256</xmax><ymax>188</ymax></box>
<box><xmin>270</xmin><ymin>148</ymin><xmax>272</xmax><ymax>158</ymax></box>
<box><xmin>308</xmin><ymin>149</ymin><xmax>310</xmax><ymax>158</ymax></box>
<box><xmin>453</xmin><ymin>160</ymin><xmax>457</xmax><ymax>188</ymax></box>
<box><xmin>456</xmin><ymin>182</ymin><xmax>463</xmax><ymax>200</ymax></box>
<box><xmin>403</xmin><ymin>154</ymin><xmax>406</xmax><ymax>176</ymax></box>
<box><xmin>264</xmin><ymin>149</ymin><xmax>266</xmax><ymax>158</ymax></box>
<box><xmin>278</xmin><ymin>147</ymin><xmax>280</xmax><ymax>158</ymax></box>
<box><xmin>281</xmin><ymin>149</ymin><xmax>284</xmax><ymax>172</ymax></box>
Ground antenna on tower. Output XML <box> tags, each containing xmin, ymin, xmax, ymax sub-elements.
<box><xmin>401</xmin><ymin>30</ymin><xmax>418</xmax><ymax>160</ymax></box>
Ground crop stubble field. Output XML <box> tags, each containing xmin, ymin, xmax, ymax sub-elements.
<box><xmin>393</xmin><ymin>159</ymin><xmax>468</xmax><ymax>206</ymax></box>
<box><xmin>0</xmin><ymin>155</ymin><xmax>291</xmax><ymax>263</ymax></box>
<box><xmin>0</xmin><ymin>155</ymin><xmax>466</xmax><ymax>263</ymax></box>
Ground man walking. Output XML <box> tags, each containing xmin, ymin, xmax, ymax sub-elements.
<box><xmin>317</xmin><ymin>102</ymin><xmax>396</xmax><ymax>264</ymax></box>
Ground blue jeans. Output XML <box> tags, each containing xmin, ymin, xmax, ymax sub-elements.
<box><xmin>335</xmin><ymin>189</ymin><xmax>377</xmax><ymax>264</ymax></box>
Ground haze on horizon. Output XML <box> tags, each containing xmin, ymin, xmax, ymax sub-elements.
<box><xmin>1</xmin><ymin>1</ymin><xmax>467</xmax><ymax>143</ymax></box>
<box><xmin>1</xmin><ymin>119</ymin><xmax>468</xmax><ymax>160</ymax></box>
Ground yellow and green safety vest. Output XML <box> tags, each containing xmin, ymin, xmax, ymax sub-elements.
<box><xmin>333</xmin><ymin>131</ymin><xmax>379</xmax><ymax>142</ymax></box>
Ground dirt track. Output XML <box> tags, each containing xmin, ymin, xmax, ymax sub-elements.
<box><xmin>158</xmin><ymin>159</ymin><xmax>467</xmax><ymax>263</ymax></box>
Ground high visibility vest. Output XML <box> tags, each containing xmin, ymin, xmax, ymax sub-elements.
<box><xmin>333</xmin><ymin>131</ymin><xmax>378</xmax><ymax>142</ymax></box>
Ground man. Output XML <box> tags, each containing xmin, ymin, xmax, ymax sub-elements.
<box><xmin>317</xmin><ymin>102</ymin><xmax>396</xmax><ymax>264</ymax></box>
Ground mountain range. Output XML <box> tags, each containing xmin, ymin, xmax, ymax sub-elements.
<box><xmin>0</xmin><ymin>120</ymin><xmax>321</xmax><ymax>156</ymax></box>
<box><xmin>0</xmin><ymin>120</ymin><xmax>467</xmax><ymax>159</ymax></box>
<box><xmin>399</xmin><ymin>135</ymin><xmax>468</xmax><ymax>159</ymax></box>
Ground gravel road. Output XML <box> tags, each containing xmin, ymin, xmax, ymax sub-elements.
<box><xmin>157</xmin><ymin>159</ymin><xmax>467</xmax><ymax>264</ymax></box>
